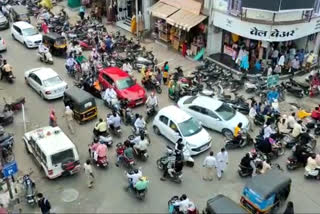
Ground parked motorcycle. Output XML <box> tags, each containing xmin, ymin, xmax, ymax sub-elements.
<box><xmin>287</xmin><ymin>145</ymin><xmax>313</xmax><ymax>170</ymax></box>
<box><xmin>22</xmin><ymin>174</ymin><xmax>36</xmax><ymax>206</ymax></box>
<box><xmin>3</xmin><ymin>97</ymin><xmax>25</xmax><ymax>112</ymax></box>
<box><xmin>282</xmin><ymin>82</ymin><xmax>304</xmax><ymax>98</ymax></box>
<box><xmin>0</xmin><ymin>109</ymin><xmax>13</xmax><ymax>126</ymax></box>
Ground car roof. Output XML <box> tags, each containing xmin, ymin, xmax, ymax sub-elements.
<box><xmin>24</xmin><ymin>126</ymin><xmax>76</xmax><ymax>156</ymax></box>
<box><xmin>64</xmin><ymin>86</ymin><xmax>95</xmax><ymax>104</ymax></box>
<box><xmin>158</xmin><ymin>105</ymin><xmax>191</xmax><ymax>123</ymax></box>
<box><xmin>207</xmin><ymin>194</ymin><xmax>248</xmax><ymax>214</ymax></box>
<box><xmin>190</xmin><ymin>96</ymin><xmax>223</xmax><ymax>111</ymax></box>
<box><xmin>100</xmin><ymin>67</ymin><xmax>129</xmax><ymax>81</ymax></box>
<box><xmin>13</xmin><ymin>21</ymin><xmax>33</xmax><ymax>29</ymax></box>
<box><xmin>30</xmin><ymin>67</ymin><xmax>58</xmax><ymax>80</ymax></box>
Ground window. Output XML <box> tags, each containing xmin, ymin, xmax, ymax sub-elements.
<box><xmin>34</xmin><ymin>76</ymin><xmax>42</xmax><ymax>85</ymax></box>
<box><xmin>169</xmin><ymin>121</ymin><xmax>179</xmax><ymax>132</ymax></box>
<box><xmin>202</xmin><ymin>108</ymin><xmax>220</xmax><ymax>119</ymax></box>
<box><xmin>14</xmin><ymin>26</ymin><xmax>21</xmax><ymax>34</ymax></box>
<box><xmin>102</xmin><ymin>74</ymin><xmax>114</xmax><ymax>85</ymax></box>
<box><xmin>228</xmin><ymin>0</ymin><xmax>242</xmax><ymax>15</ymax></box>
<box><xmin>189</xmin><ymin>105</ymin><xmax>202</xmax><ymax>113</ymax></box>
<box><xmin>215</xmin><ymin>103</ymin><xmax>236</xmax><ymax>121</ymax></box>
<box><xmin>43</xmin><ymin>76</ymin><xmax>62</xmax><ymax>87</ymax></box>
<box><xmin>183</xmin><ymin>96</ymin><xmax>197</xmax><ymax>105</ymax></box>
<box><xmin>34</xmin><ymin>143</ymin><xmax>41</xmax><ymax>155</ymax></box>
<box><xmin>51</xmin><ymin>149</ymin><xmax>75</xmax><ymax>165</ymax></box>
<box><xmin>159</xmin><ymin>115</ymin><xmax>169</xmax><ymax>125</ymax></box>
<box><xmin>22</xmin><ymin>27</ymin><xmax>38</xmax><ymax>36</ymax></box>
<box><xmin>116</xmin><ymin>77</ymin><xmax>135</xmax><ymax>90</ymax></box>
<box><xmin>40</xmin><ymin>151</ymin><xmax>47</xmax><ymax>163</ymax></box>
<box><xmin>178</xmin><ymin>118</ymin><xmax>202</xmax><ymax>137</ymax></box>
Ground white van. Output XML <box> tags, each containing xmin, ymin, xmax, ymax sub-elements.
<box><xmin>23</xmin><ymin>126</ymin><xmax>80</xmax><ymax>179</ymax></box>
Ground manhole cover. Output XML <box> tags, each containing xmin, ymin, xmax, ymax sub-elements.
<box><xmin>61</xmin><ymin>188</ymin><xmax>79</xmax><ymax>203</ymax></box>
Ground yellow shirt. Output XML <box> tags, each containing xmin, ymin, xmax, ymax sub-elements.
<box><xmin>163</xmin><ymin>71</ymin><xmax>169</xmax><ymax>78</ymax></box>
<box><xmin>234</xmin><ymin>126</ymin><xmax>240</xmax><ymax>137</ymax></box>
<box><xmin>96</xmin><ymin>121</ymin><xmax>107</xmax><ymax>132</ymax></box>
<box><xmin>297</xmin><ymin>110</ymin><xmax>311</xmax><ymax>119</ymax></box>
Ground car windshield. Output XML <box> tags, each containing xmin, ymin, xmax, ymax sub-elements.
<box><xmin>22</xmin><ymin>27</ymin><xmax>38</xmax><ymax>36</ymax></box>
<box><xmin>179</xmin><ymin>118</ymin><xmax>202</xmax><ymax>137</ymax></box>
<box><xmin>51</xmin><ymin>149</ymin><xmax>75</xmax><ymax>165</ymax></box>
<box><xmin>116</xmin><ymin>77</ymin><xmax>135</xmax><ymax>90</ymax></box>
<box><xmin>215</xmin><ymin>103</ymin><xmax>235</xmax><ymax>121</ymax></box>
<box><xmin>183</xmin><ymin>96</ymin><xmax>197</xmax><ymax>104</ymax></box>
<box><xmin>43</xmin><ymin>76</ymin><xmax>62</xmax><ymax>87</ymax></box>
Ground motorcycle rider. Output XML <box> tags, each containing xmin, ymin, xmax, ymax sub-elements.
<box><xmin>234</xmin><ymin>122</ymin><xmax>244</xmax><ymax>145</ymax></box>
<box><xmin>103</xmin><ymin>86</ymin><xmax>117</xmax><ymax>105</ymax></box>
<box><xmin>0</xmin><ymin>60</ymin><xmax>13</xmax><ymax>80</ymax></box>
<box><xmin>305</xmin><ymin>154</ymin><xmax>319</xmax><ymax>176</ymax></box>
<box><xmin>240</xmin><ymin>152</ymin><xmax>257</xmax><ymax>176</ymax></box>
<box><xmin>122</xmin><ymin>60</ymin><xmax>133</xmax><ymax>75</ymax></box>
<box><xmin>38</xmin><ymin>43</ymin><xmax>50</xmax><ymax>61</ymax></box>
<box><xmin>160</xmin><ymin>151</ymin><xmax>176</xmax><ymax>181</ymax></box>
<box><xmin>263</xmin><ymin>121</ymin><xmax>276</xmax><ymax>140</ymax></box>
<box><xmin>168</xmin><ymin>159</ymin><xmax>184</xmax><ymax>178</ymax></box>
<box><xmin>291</xmin><ymin>120</ymin><xmax>303</xmax><ymax>138</ymax></box>
<box><xmin>173</xmin><ymin>194</ymin><xmax>195</xmax><ymax>213</ymax></box>
<box><xmin>134</xmin><ymin>115</ymin><xmax>146</xmax><ymax>134</ymax></box>
<box><xmin>287</xmin><ymin>112</ymin><xmax>296</xmax><ymax>129</ymax></box>
<box><xmin>108</xmin><ymin>111</ymin><xmax>121</xmax><ymax>132</ymax></box>
<box><xmin>293</xmin><ymin>144</ymin><xmax>310</xmax><ymax>166</ymax></box>
<box><xmin>96</xmin><ymin>141</ymin><xmax>107</xmax><ymax>160</ymax></box>
<box><xmin>133</xmin><ymin>134</ymin><xmax>149</xmax><ymax>155</ymax></box>
<box><xmin>311</xmin><ymin>107</ymin><xmax>320</xmax><ymax>121</ymax></box>
<box><xmin>146</xmin><ymin>91</ymin><xmax>158</xmax><ymax>108</ymax></box>
<box><xmin>94</xmin><ymin>118</ymin><xmax>108</xmax><ymax>136</ymax></box>
<box><xmin>134</xmin><ymin>176</ymin><xmax>149</xmax><ymax>192</ymax></box>
<box><xmin>65</xmin><ymin>55</ymin><xmax>77</xmax><ymax>74</ymax></box>
<box><xmin>126</xmin><ymin>168</ymin><xmax>142</xmax><ymax>189</ymax></box>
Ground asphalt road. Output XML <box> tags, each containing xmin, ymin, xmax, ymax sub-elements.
<box><xmin>0</xmin><ymin>25</ymin><xmax>320</xmax><ymax>213</ymax></box>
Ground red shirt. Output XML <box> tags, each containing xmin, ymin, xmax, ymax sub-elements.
<box><xmin>311</xmin><ymin>110</ymin><xmax>320</xmax><ymax>119</ymax></box>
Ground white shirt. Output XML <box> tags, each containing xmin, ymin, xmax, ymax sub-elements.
<box><xmin>249</xmin><ymin>107</ymin><xmax>257</xmax><ymax>119</ymax></box>
<box><xmin>103</xmin><ymin>88</ymin><xmax>117</xmax><ymax>101</ymax></box>
<box><xmin>203</xmin><ymin>156</ymin><xmax>216</xmax><ymax>168</ymax></box>
<box><xmin>287</xmin><ymin>115</ymin><xmax>296</xmax><ymax>129</ymax></box>
<box><xmin>134</xmin><ymin>139</ymin><xmax>149</xmax><ymax>151</ymax></box>
<box><xmin>174</xmin><ymin>198</ymin><xmax>191</xmax><ymax>212</ymax></box>
<box><xmin>83</xmin><ymin>163</ymin><xmax>93</xmax><ymax>176</ymax></box>
<box><xmin>134</xmin><ymin>118</ymin><xmax>145</xmax><ymax>129</ymax></box>
<box><xmin>122</xmin><ymin>63</ymin><xmax>132</xmax><ymax>73</ymax></box>
<box><xmin>263</xmin><ymin>125</ymin><xmax>275</xmax><ymax>139</ymax></box>
<box><xmin>292</xmin><ymin>123</ymin><xmax>302</xmax><ymax>138</ymax></box>
<box><xmin>272</xmin><ymin>50</ymin><xmax>279</xmax><ymax>58</ymax></box>
<box><xmin>126</xmin><ymin>170</ymin><xmax>142</xmax><ymax>185</ymax></box>
<box><xmin>38</xmin><ymin>44</ymin><xmax>48</xmax><ymax>53</ymax></box>
<box><xmin>146</xmin><ymin>96</ymin><xmax>158</xmax><ymax>107</ymax></box>
<box><xmin>278</xmin><ymin>55</ymin><xmax>285</xmax><ymax>66</ymax></box>
<box><xmin>111</xmin><ymin>115</ymin><xmax>121</xmax><ymax>127</ymax></box>
<box><xmin>217</xmin><ymin>151</ymin><xmax>228</xmax><ymax>164</ymax></box>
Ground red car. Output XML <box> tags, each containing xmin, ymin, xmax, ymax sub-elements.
<box><xmin>99</xmin><ymin>67</ymin><xmax>146</xmax><ymax>107</ymax></box>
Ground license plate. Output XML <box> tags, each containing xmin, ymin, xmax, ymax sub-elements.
<box><xmin>136</xmin><ymin>101</ymin><xmax>143</xmax><ymax>105</ymax></box>
<box><xmin>200</xmin><ymin>145</ymin><xmax>208</xmax><ymax>151</ymax></box>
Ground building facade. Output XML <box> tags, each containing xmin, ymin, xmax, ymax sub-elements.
<box><xmin>205</xmin><ymin>0</ymin><xmax>320</xmax><ymax>59</ymax></box>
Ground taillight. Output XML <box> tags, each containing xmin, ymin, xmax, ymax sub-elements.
<box><xmin>48</xmin><ymin>169</ymin><xmax>53</xmax><ymax>175</ymax></box>
<box><xmin>45</xmin><ymin>91</ymin><xmax>51</xmax><ymax>95</ymax></box>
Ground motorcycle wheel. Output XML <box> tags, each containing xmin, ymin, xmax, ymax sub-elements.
<box><xmin>156</xmin><ymin>159</ymin><xmax>163</xmax><ymax>170</ymax></box>
<box><xmin>156</xmin><ymin>86</ymin><xmax>162</xmax><ymax>94</ymax></box>
<box><xmin>286</xmin><ymin>163</ymin><xmax>298</xmax><ymax>171</ymax></box>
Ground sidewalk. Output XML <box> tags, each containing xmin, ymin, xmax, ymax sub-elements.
<box><xmin>52</xmin><ymin>2</ymin><xmax>200</xmax><ymax>75</ymax></box>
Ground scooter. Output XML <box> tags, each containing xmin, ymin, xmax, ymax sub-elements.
<box><xmin>225</xmin><ymin>133</ymin><xmax>253</xmax><ymax>150</ymax></box>
<box><xmin>133</xmin><ymin>56</ymin><xmax>155</xmax><ymax>70</ymax></box>
<box><xmin>38</xmin><ymin>51</ymin><xmax>53</xmax><ymax>64</ymax></box>
<box><xmin>125</xmin><ymin>170</ymin><xmax>148</xmax><ymax>200</ymax></box>
<box><xmin>88</xmin><ymin>144</ymin><xmax>109</xmax><ymax>168</ymax></box>
<box><xmin>128</xmin><ymin>135</ymin><xmax>149</xmax><ymax>161</ymax></box>
<box><xmin>145</xmin><ymin>105</ymin><xmax>157</xmax><ymax>123</ymax></box>
<box><xmin>22</xmin><ymin>175</ymin><xmax>36</xmax><ymax>206</ymax></box>
<box><xmin>2</xmin><ymin>71</ymin><xmax>15</xmax><ymax>83</ymax></box>
<box><xmin>116</xmin><ymin>143</ymin><xmax>135</xmax><ymax>168</ymax></box>
<box><xmin>304</xmin><ymin>169</ymin><xmax>320</xmax><ymax>180</ymax></box>
<box><xmin>282</xmin><ymin>82</ymin><xmax>304</xmax><ymax>98</ymax></box>
<box><xmin>238</xmin><ymin>164</ymin><xmax>253</xmax><ymax>177</ymax></box>
<box><xmin>286</xmin><ymin>146</ymin><xmax>313</xmax><ymax>170</ymax></box>
<box><xmin>3</xmin><ymin>97</ymin><xmax>25</xmax><ymax>112</ymax></box>
<box><xmin>0</xmin><ymin>110</ymin><xmax>13</xmax><ymax>126</ymax></box>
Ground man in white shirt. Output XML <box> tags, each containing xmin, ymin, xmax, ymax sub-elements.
<box><xmin>126</xmin><ymin>169</ymin><xmax>142</xmax><ymax>188</ymax></box>
<box><xmin>146</xmin><ymin>92</ymin><xmax>158</xmax><ymax>108</ymax></box>
<box><xmin>103</xmin><ymin>87</ymin><xmax>117</xmax><ymax>104</ymax></box>
<box><xmin>248</xmin><ymin>103</ymin><xmax>257</xmax><ymax>131</ymax></box>
<box><xmin>263</xmin><ymin>121</ymin><xmax>276</xmax><ymax>139</ymax></box>
<box><xmin>133</xmin><ymin>135</ymin><xmax>149</xmax><ymax>153</ymax></box>
<box><xmin>108</xmin><ymin>112</ymin><xmax>121</xmax><ymax>130</ymax></box>
<box><xmin>278</xmin><ymin>54</ymin><xmax>285</xmax><ymax>67</ymax></box>
<box><xmin>292</xmin><ymin>120</ymin><xmax>303</xmax><ymax>138</ymax></box>
<box><xmin>38</xmin><ymin>43</ymin><xmax>49</xmax><ymax>60</ymax></box>
<box><xmin>174</xmin><ymin>194</ymin><xmax>193</xmax><ymax>213</ymax></box>
<box><xmin>216</xmin><ymin>148</ymin><xmax>228</xmax><ymax>180</ymax></box>
<box><xmin>122</xmin><ymin>61</ymin><xmax>132</xmax><ymax>74</ymax></box>
<box><xmin>287</xmin><ymin>112</ymin><xmax>296</xmax><ymax>129</ymax></box>
<box><xmin>202</xmin><ymin>151</ymin><xmax>216</xmax><ymax>181</ymax></box>
<box><xmin>134</xmin><ymin>115</ymin><xmax>146</xmax><ymax>133</ymax></box>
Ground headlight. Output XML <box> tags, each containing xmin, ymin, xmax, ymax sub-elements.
<box><xmin>26</xmin><ymin>40</ymin><xmax>33</xmax><ymax>44</ymax></box>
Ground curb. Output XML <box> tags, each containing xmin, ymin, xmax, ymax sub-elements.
<box><xmin>206</xmin><ymin>57</ymin><xmax>306</xmax><ymax>80</ymax></box>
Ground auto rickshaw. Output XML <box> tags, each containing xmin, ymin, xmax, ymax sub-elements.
<box><xmin>63</xmin><ymin>87</ymin><xmax>97</xmax><ymax>124</ymax></box>
<box><xmin>204</xmin><ymin>194</ymin><xmax>248</xmax><ymax>214</ymax></box>
<box><xmin>43</xmin><ymin>33</ymin><xmax>67</xmax><ymax>56</ymax></box>
<box><xmin>240</xmin><ymin>169</ymin><xmax>291</xmax><ymax>214</ymax></box>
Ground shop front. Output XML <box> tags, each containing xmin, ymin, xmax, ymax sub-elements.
<box><xmin>208</xmin><ymin>11</ymin><xmax>320</xmax><ymax>74</ymax></box>
<box><xmin>149</xmin><ymin>0</ymin><xmax>208</xmax><ymax>59</ymax></box>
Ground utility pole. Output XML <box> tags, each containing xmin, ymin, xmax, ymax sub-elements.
<box><xmin>135</xmin><ymin>0</ymin><xmax>139</xmax><ymax>38</ymax></box>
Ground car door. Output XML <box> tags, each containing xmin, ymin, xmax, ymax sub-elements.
<box><xmin>157</xmin><ymin>115</ymin><xmax>169</xmax><ymax>134</ymax></box>
<box><xmin>28</xmin><ymin>73</ymin><xmax>38</xmax><ymax>90</ymax></box>
<box><xmin>202</xmin><ymin>107</ymin><xmax>223</xmax><ymax>131</ymax></box>
<box><xmin>14</xmin><ymin>26</ymin><xmax>23</xmax><ymax>43</ymax></box>
<box><xmin>167</xmin><ymin>120</ymin><xmax>181</xmax><ymax>144</ymax></box>
<box><xmin>187</xmin><ymin>105</ymin><xmax>206</xmax><ymax>124</ymax></box>
<box><xmin>100</xmin><ymin>73</ymin><xmax>113</xmax><ymax>89</ymax></box>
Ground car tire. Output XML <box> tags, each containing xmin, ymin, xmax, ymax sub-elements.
<box><xmin>11</xmin><ymin>34</ymin><xmax>15</xmax><ymax>40</ymax></box>
<box><xmin>25</xmin><ymin>77</ymin><xmax>29</xmax><ymax>86</ymax></box>
<box><xmin>24</xmin><ymin>42</ymin><xmax>29</xmax><ymax>49</ymax></box>
<box><xmin>24</xmin><ymin>141</ymin><xmax>31</xmax><ymax>154</ymax></box>
<box><xmin>40</xmin><ymin>92</ymin><xmax>45</xmax><ymax>100</ymax></box>
<box><xmin>222</xmin><ymin>129</ymin><xmax>233</xmax><ymax>140</ymax></box>
<box><xmin>153</xmin><ymin>126</ymin><xmax>161</xmax><ymax>135</ymax></box>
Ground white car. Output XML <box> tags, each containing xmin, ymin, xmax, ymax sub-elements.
<box><xmin>11</xmin><ymin>21</ymin><xmax>42</xmax><ymax>48</ymax></box>
<box><xmin>177</xmin><ymin>96</ymin><xmax>249</xmax><ymax>139</ymax></box>
<box><xmin>0</xmin><ymin>36</ymin><xmax>6</xmax><ymax>51</ymax></box>
<box><xmin>24</xmin><ymin>67</ymin><xmax>68</xmax><ymax>100</ymax></box>
<box><xmin>152</xmin><ymin>105</ymin><xmax>212</xmax><ymax>155</ymax></box>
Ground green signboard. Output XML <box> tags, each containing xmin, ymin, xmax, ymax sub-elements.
<box><xmin>267</xmin><ymin>74</ymin><xmax>279</xmax><ymax>88</ymax></box>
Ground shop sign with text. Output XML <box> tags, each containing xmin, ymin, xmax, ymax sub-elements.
<box><xmin>214</xmin><ymin>12</ymin><xmax>320</xmax><ymax>41</ymax></box>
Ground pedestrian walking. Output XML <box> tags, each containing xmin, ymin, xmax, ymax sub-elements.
<box><xmin>84</xmin><ymin>159</ymin><xmax>94</xmax><ymax>188</ymax></box>
<box><xmin>49</xmin><ymin>109</ymin><xmax>57</xmax><ymax>127</ymax></box>
<box><xmin>79</xmin><ymin>6</ymin><xmax>85</xmax><ymax>20</ymax></box>
<box><xmin>202</xmin><ymin>151</ymin><xmax>216</xmax><ymax>181</ymax></box>
<box><xmin>249</xmin><ymin>102</ymin><xmax>256</xmax><ymax>131</ymax></box>
<box><xmin>37</xmin><ymin>193</ymin><xmax>51</xmax><ymax>214</ymax></box>
<box><xmin>216</xmin><ymin>148</ymin><xmax>228</xmax><ymax>180</ymax></box>
<box><xmin>63</xmin><ymin>106</ymin><xmax>74</xmax><ymax>134</ymax></box>
<box><xmin>162</xmin><ymin>61</ymin><xmax>169</xmax><ymax>85</ymax></box>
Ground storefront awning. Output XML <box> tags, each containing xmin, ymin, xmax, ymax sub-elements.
<box><xmin>149</xmin><ymin>1</ymin><xmax>180</xmax><ymax>19</ymax></box>
<box><xmin>166</xmin><ymin>9</ymin><xmax>207</xmax><ymax>32</ymax></box>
